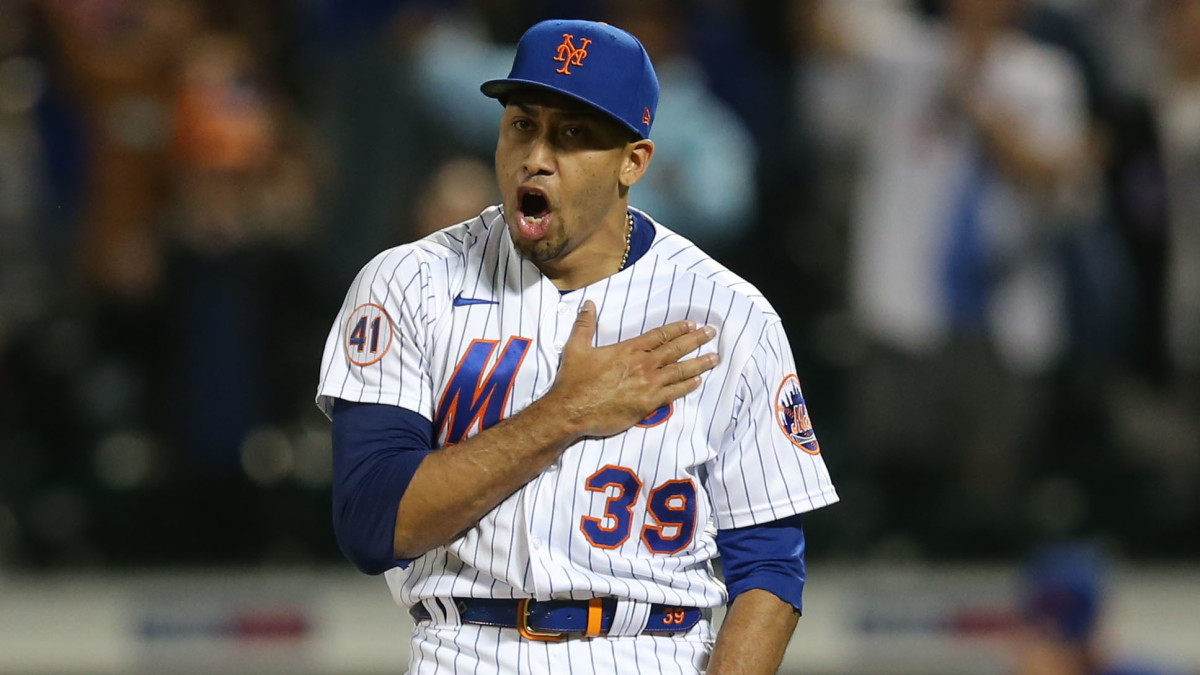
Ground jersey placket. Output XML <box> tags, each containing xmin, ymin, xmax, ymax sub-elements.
<box><xmin>520</xmin><ymin>285</ymin><xmax>581</xmax><ymax>595</ymax></box>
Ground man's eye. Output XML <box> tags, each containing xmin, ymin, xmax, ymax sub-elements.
<box><xmin>562</xmin><ymin>126</ymin><xmax>585</xmax><ymax>138</ymax></box>
<box><xmin>512</xmin><ymin>119</ymin><xmax>533</xmax><ymax>131</ymax></box>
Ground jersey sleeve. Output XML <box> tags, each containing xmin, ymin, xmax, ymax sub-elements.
<box><xmin>705</xmin><ymin>320</ymin><xmax>839</xmax><ymax>530</ymax></box>
<box><xmin>316</xmin><ymin>247</ymin><xmax>439</xmax><ymax>421</ymax></box>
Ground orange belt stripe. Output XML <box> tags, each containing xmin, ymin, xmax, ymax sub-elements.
<box><xmin>585</xmin><ymin>598</ymin><xmax>603</xmax><ymax>637</ymax></box>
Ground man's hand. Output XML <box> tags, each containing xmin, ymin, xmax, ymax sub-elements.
<box><xmin>546</xmin><ymin>300</ymin><xmax>720</xmax><ymax>439</ymax></box>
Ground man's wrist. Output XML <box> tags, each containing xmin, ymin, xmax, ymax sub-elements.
<box><xmin>522</xmin><ymin>390</ymin><xmax>587</xmax><ymax>446</ymax></box>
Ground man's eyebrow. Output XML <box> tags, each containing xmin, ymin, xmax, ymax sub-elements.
<box><xmin>510</xmin><ymin>100</ymin><xmax>604</xmax><ymax>121</ymax></box>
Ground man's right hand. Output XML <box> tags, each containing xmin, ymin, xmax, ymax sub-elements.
<box><xmin>546</xmin><ymin>300</ymin><xmax>720</xmax><ymax>439</ymax></box>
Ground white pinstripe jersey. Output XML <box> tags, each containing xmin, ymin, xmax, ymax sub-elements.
<box><xmin>316</xmin><ymin>206</ymin><xmax>838</xmax><ymax>611</ymax></box>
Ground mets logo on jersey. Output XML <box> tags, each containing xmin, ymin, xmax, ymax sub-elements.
<box><xmin>554</xmin><ymin>33</ymin><xmax>591</xmax><ymax>75</ymax></box>
<box><xmin>775</xmin><ymin>374</ymin><xmax>820</xmax><ymax>455</ymax></box>
<box><xmin>435</xmin><ymin>337</ymin><xmax>532</xmax><ymax>446</ymax></box>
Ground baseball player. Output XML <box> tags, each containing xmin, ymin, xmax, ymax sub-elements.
<box><xmin>317</xmin><ymin>19</ymin><xmax>838</xmax><ymax>674</ymax></box>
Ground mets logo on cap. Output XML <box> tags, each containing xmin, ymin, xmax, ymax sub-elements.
<box><xmin>775</xmin><ymin>374</ymin><xmax>820</xmax><ymax>454</ymax></box>
<box><xmin>554</xmin><ymin>33</ymin><xmax>591</xmax><ymax>75</ymax></box>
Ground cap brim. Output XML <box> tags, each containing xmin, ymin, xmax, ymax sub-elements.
<box><xmin>479</xmin><ymin>78</ymin><xmax>644</xmax><ymax>139</ymax></box>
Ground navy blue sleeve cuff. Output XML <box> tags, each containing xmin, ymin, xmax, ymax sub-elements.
<box><xmin>331</xmin><ymin>399</ymin><xmax>434</xmax><ymax>575</ymax></box>
<box><xmin>715</xmin><ymin>513</ymin><xmax>807</xmax><ymax>612</ymax></box>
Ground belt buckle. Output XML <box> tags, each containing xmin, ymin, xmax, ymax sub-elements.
<box><xmin>516</xmin><ymin>599</ymin><xmax>566</xmax><ymax>642</ymax></box>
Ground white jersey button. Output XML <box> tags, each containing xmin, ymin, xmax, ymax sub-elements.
<box><xmin>557</xmin><ymin>302</ymin><xmax>570</xmax><ymax>315</ymax></box>
<box><xmin>553</xmin><ymin>341</ymin><xmax>564</xmax><ymax>352</ymax></box>
<box><xmin>530</xmin><ymin>537</ymin><xmax>543</xmax><ymax>550</ymax></box>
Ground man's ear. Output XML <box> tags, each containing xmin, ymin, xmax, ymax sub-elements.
<box><xmin>619</xmin><ymin>139</ymin><xmax>655</xmax><ymax>189</ymax></box>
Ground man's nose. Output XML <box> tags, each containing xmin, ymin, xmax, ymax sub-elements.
<box><xmin>523</xmin><ymin>136</ymin><xmax>555</xmax><ymax>176</ymax></box>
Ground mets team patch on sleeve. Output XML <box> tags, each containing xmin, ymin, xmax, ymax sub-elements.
<box><xmin>344</xmin><ymin>303</ymin><xmax>394</xmax><ymax>366</ymax></box>
<box><xmin>775</xmin><ymin>374</ymin><xmax>820</xmax><ymax>455</ymax></box>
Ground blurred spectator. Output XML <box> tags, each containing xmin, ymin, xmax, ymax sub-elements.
<box><xmin>170</xmin><ymin>31</ymin><xmax>312</xmax><ymax>252</ymax></box>
<box><xmin>1088</xmin><ymin>0</ymin><xmax>1200</xmax><ymax>555</ymax></box>
<box><xmin>691</xmin><ymin>0</ymin><xmax>797</xmax><ymax>165</ymax></box>
<box><xmin>1019</xmin><ymin>1</ymin><xmax>1145</xmax><ymax>367</ymax></box>
<box><xmin>1091</xmin><ymin>0</ymin><xmax>1200</xmax><ymax>550</ymax></box>
<box><xmin>412</xmin><ymin>155</ymin><xmax>497</xmax><ymax>239</ymax></box>
<box><xmin>808</xmin><ymin>0</ymin><xmax>1098</xmax><ymax>554</ymax></box>
<box><xmin>307</xmin><ymin>2</ymin><xmax>463</xmax><ymax>289</ymax></box>
<box><xmin>1</xmin><ymin>2</ymin><xmax>329</xmax><ymax>568</ymax></box>
<box><xmin>1052</xmin><ymin>0</ymin><xmax>1163</xmax><ymax>103</ymax></box>
<box><xmin>1014</xmin><ymin>543</ymin><xmax>1182</xmax><ymax>675</ymax></box>
<box><xmin>408</xmin><ymin>2</ymin><xmax>518</xmax><ymax>154</ymax></box>
<box><xmin>613</xmin><ymin>0</ymin><xmax>757</xmax><ymax>250</ymax></box>
<box><xmin>40</xmin><ymin>0</ymin><xmax>201</xmax><ymax>301</ymax></box>
<box><xmin>164</xmin><ymin>28</ymin><xmax>316</xmax><ymax>472</ymax></box>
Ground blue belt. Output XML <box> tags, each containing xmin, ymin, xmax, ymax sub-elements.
<box><xmin>410</xmin><ymin>597</ymin><xmax>703</xmax><ymax>641</ymax></box>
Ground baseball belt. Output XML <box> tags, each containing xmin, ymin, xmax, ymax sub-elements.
<box><xmin>410</xmin><ymin>597</ymin><xmax>703</xmax><ymax>641</ymax></box>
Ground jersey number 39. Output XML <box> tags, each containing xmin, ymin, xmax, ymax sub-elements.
<box><xmin>580</xmin><ymin>465</ymin><xmax>696</xmax><ymax>554</ymax></box>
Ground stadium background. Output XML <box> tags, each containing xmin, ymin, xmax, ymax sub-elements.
<box><xmin>0</xmin><ymin>0</ymin><xmax>1197</xmax><ymax>672</ymax></box>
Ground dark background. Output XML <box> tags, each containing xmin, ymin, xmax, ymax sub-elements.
<box><xmin>0</xmin><ymin>0</ymin><xmax>1197</xmax><ymax>574</ymax></box>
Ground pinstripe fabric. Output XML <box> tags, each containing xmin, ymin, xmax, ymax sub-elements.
<box><xmin>316</xmin><ymin>206</ymin><xmax>838</xmax><ymax>667</ymax></box>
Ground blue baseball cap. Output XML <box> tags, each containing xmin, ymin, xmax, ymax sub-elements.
<box><xmin>481</xmin><ymin>19</ymin><xmax>659</xmax><ymax>139</ymax></box>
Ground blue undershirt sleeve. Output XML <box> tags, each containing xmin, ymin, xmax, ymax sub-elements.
<box><xmin>715</xmin><ymin>513</ymin><xmax>807</xmax><ymax>613</ymax></box>
<box><xmin>330</xmin><ymin>399</ymin><xmax>434</xmax><ymax>575</ymax></box>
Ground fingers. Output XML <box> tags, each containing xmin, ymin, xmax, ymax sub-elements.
<box><xmin>658</xmin><ymin>353</ymin><xmax>718</xmax><ymax>402</ymax></box>
<box><xmin>652</xmin><ymin>325</ymin><xmax>717</xmax><ymax>364</ymax></box>
<box><xmin>627</xmin><ymin>319</ymin><xmax>697</xmax><ymax>351</ymax></box>
<box><xmin>659</xmin><ymin>376</ymin><xmax>703</xmax><ymax>403</ymax></box>
<box><xmin>565</xmin><ymin>300</ymin><xmax>597</xmax><ymax>350</ymax></box>
<box><xmin>659</xmin><ymin>352</ymin><xmax>720</xmax><ymax>386</ymax></box>
<box><xmin>571</xmin><ymin>311</ymin><xmax>717</xmax><ymax>363</ymax></box>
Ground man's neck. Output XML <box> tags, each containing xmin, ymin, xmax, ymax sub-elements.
<box><xmin>539</xmin><ymin>210</ymin><xmax>631</xmax><ymax>292</ymax></box>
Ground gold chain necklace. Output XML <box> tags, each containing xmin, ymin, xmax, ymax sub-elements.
<box><xmin>619</xmin><ymin>212</ymin><xmax>633</xmax><ymax>271</ymax></box>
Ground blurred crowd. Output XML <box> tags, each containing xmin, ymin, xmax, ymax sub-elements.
<box><xmin>0</xmin><ymin>0</ymin><xmax>1197</xmax><ymax>570</ymax></box>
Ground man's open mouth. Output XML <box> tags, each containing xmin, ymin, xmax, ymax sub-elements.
<box><xmin>516</xmin><ymin>187</ymin><xmax>553</xmax><ymax>238</ymax></box>
<box><xmin>520</xmin><ymin>189</ymin><xmax>550</xmax><ymax>221</ymax></box>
